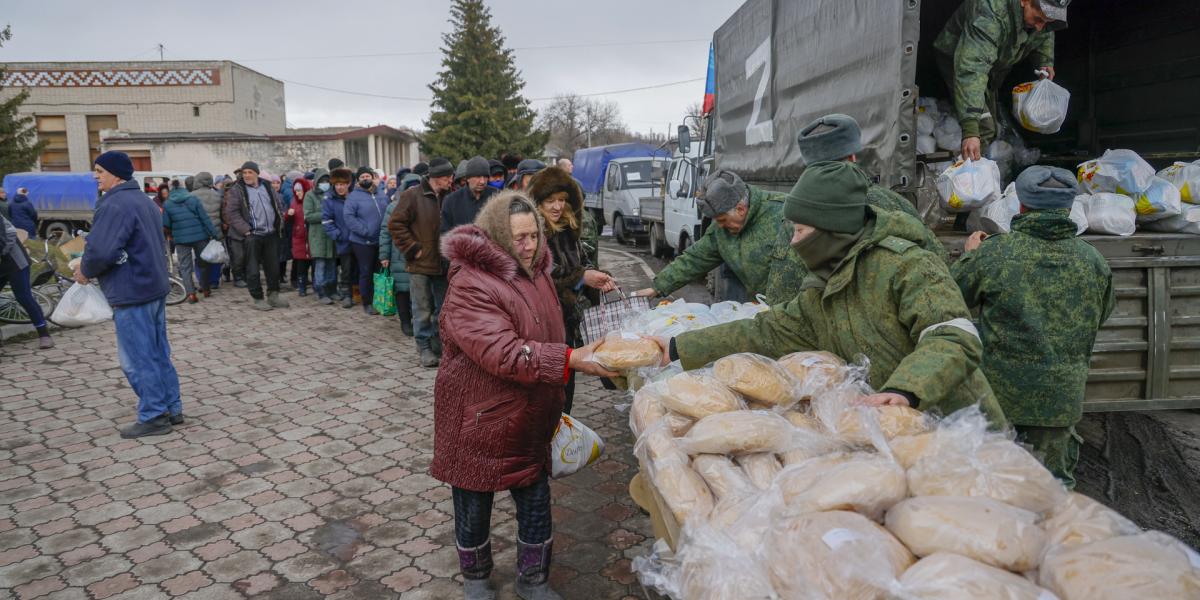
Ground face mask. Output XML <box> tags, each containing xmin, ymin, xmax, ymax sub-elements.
<box><xmin>318</xmin><ymin>182</ymin><xmax>330</xmax><ymax>192</ymax></box>
<box><xmin>790</xmin><ymin>227</ymin><xmax>866</xmax><ymax>284</ymax></box>
<box><xmin>359</xmin><ymin>180</ymin><xmax>372</xmax><ymax>189</ymax></box>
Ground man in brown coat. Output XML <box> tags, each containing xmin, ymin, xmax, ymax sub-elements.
<box><xmin>388</xmin><ymin>157</ymin><xmax>455</xmax><ymax>367</ymax></box>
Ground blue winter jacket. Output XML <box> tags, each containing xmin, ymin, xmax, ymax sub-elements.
<box><xmin>321</xmin><ymin>193</ymin><xmax>352</xmax><ymax>255</ymax></box>
<box><xmin>9</xmin><ymin>194</ymin><xmax>38</xmax><ymax>238</ymax></box>
<box><xmin>81</xmin><ymin>180</ymin><xmax>170</xmax><ymax>306</ymax></box>
<box><xmin>344</xmin><ymin>185</ymin><xmax>390</xmax><ymax>246</ymax></box>
<box><xmin>162</xmin><ymin>188</ymin><xmax>218</xmax><ymax>245</ymax></box>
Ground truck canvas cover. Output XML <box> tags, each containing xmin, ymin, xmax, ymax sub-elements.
<box><xmin>712</xmin><ymin>0</ymin><xmax>916</xmax><ymax>188</ymax></box>
<box><xmin>573</xmin><ymin>143</ymin><xmax>671</xmax><ymax>194</ymax></box>
<box><xmin>2</xmin><ymin>172</ymin><xmax>99</xmax><ymax>212</ymax></box>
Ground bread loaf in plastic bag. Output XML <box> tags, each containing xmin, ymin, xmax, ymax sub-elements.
<box><xmin>712</xmin><ymin>352</ymin><xmax>799</xmax><ymax>407</ymax></box>
<box><xmin>592</xmin><ymin>333</ymin><xmax>662</xmax><ymax>370</ymax></box>
<box><xmin>679</xmin><ymin>410</ymin><xmax>794</xmax><ymax>456</ymax></box>
<box><xmin>1039</xmin><ymin>531</ymin><xmax>1200</xmax><ymax>600</ymax></box>
<box><xmin>692</xmin><ymin>454</ymin><xmax>755</xmax><ymax>503</ymax></box>
<box><xmin>636</xmin><ymin>426</ymin><xmax>714</xmax><ymax>524</ymax></box>
<box><xmin>767</xmin><ymin>510</ymin><xmax>914</xmax><ymax>600</ymax></box>
<box><xmin>661</xmin><ymin>371</ymin><xmax>744</xmax><ymax>419</ymax></box>
<box><xmin>835</xmin><ymin>405</ymin><xmax>929</xmax><ymax>445</ymax></box>
<box><xmin>631</xmin><ymin>382</ymin><xmax>693</xmax><ymax>438</ymax></box>
<box><xmin>886</xmin><ymin>495</ymin><xmax>1047</xmax><ymax>572</ymax></box>
<box><xmin>899</xmin><ymin>552</ymin><xmax>1060</xmax><ymax>599</ymax></box>
<box><xmin>777</xmin><ymin>351</ymin><xmax>847</xmax><ymax>396</ymax></box>
<box><xmin>736</xmin><ymin>452</ymin><xmax>782</xmax><ymax>490</ymax></box>
<box><xmin>1041</xmin><ymin>492</ymin><xmax>1140</xmax><ymax>556</ymax></box>
<box><xmin>778</xmin><ymin>452</ymin><xmax>908</xmax><ymax>522</ymax></box>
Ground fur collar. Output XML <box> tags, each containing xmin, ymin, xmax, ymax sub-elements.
<box><xmin>442</xmin><ymin>224</ymin><xmax>552</xmax><ymax>282</ymax></box>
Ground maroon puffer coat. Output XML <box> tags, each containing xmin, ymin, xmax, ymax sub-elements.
<box><xmin>430</xmin><ymin>223</ymin><xmax>568</xmax><ymax>492</ymax></box>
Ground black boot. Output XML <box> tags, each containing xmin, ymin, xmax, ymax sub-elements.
<box><xmin>397</xmin><ymin>291</ymin><xmax>414</xmax><ymax>336</ymax></box>
<box><xmin>515</xmin><ymin>538</ymin><xmax>561</xmax><ymax>600</ymax></box>
<box><xmin>120</xmin><ymin>415</ymin><xmax>173</xmax><ymax>439</ymax></box>
<box><xmin>458</xmin><ymin>539</ymin><xmax>496</xmax><ymax>600</ymax></box>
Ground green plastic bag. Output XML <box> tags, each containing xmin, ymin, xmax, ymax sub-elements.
<box><xmin>372</xmin><ymin>269</ymin><xmax>396</xmax><ymax>316</ymax></box>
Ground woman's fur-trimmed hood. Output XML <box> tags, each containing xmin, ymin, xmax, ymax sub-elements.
<box><xmin>527</xmin><ymin>166</ymin><xmax>584</xmax><ymax>237</ymax></box>
<box><xmin>441</xmin><ymin>190</ymin><xmax>551</xmax><ymax>281</ymax></box>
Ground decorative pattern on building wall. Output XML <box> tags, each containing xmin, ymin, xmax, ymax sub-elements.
<box><xmin>1</xmin><ymin>68</ymin><xmax>221</xmax><ymax>88</ymax></box>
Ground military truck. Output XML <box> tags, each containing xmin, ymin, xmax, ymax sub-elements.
<box><xmin>703</xmin><ymin>0</ymin><xmax>1200</xmax><ymax>412</ymax></box>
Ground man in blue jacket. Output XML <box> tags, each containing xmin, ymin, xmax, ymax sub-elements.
<box><xmin>9</xmin><ymin>187</ymin><xmax>38</xmax><ymax>239</ymax></box>
<box><xmin>322</xmin><ymin>167</ymin><xmax>356</xmax><ymax>308</ymax></box>
<box><xmin>76</xmin><ymin>151</ymin><xmax>181</xmax><ymax>439</ymax></box>
<box><xmin>345</xmin><ymin>166</ymin><xmax>390</xmax><ymax>315</ymax></box>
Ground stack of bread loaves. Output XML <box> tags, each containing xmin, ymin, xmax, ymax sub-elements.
<box><xmin>629</xmin><ymin>351</ymin><xmax>1200</xmax><ymax>600</ymax></box>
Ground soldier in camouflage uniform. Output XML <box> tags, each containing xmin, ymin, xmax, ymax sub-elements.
<box><xmin>634</xmin><ymin>171</ymin><xmax>808</xmax><ymax>306</ymax></box>
<box><xmin>795</xmin><ymin>114</ymin><xmax>948</xmax><ymax>262</ymax></box>
<box><xmin>934</xmin><ymin>0</ymin><xmax>1067</xmax><ymax>160</ymax></box>
<box><xmin>664</xmin><ymin>161</ymin><xmax>1006</xmax><ymax>425</ymax></box>
<box><xmin>952</xmin><ymin>166</ymin><xmax>1114</xmax><ymax>487</ymax></box>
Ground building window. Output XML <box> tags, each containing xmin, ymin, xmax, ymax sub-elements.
<box><xmin>36</xmin><ymin>115</ymin><xmax>70</xmax><ymax>172</ymax></box>
<box><xmin>193</xmin><ymin>106</ymin><xmax>200</xmax><ymax>117</ymax></box>
<box><xmin>86</xmin><ymin>115</ymin><xmax>118</xmax><ymax>164</ymax></box>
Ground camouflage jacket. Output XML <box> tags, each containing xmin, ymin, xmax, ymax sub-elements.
<box><xmin>676</xmin><ymin>209</ymin><xmax>1005</xmax><ymax>425</ymax></box>
<box><xmin>952</xmin><ymin>210</ymin><xmax>1114</xmax><ymax>427</ymax></box>
<box><xmin>933</xmin><ymin>0</ymin><xmax>1055</xmax><ymax>138</ymax></box>
<box><xmin>652</xmin><ymin>186</ymin><xmax>808</xmax><ymax>305</ymax></box>
<box><xmin>868</xmin><ymin>184</ymin><xmax>919</xmax><ymax>219</ymax></box>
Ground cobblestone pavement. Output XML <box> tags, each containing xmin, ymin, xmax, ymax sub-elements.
<box><xmin>0</xmin><ymin>286</ymin><xmax>654</xmax><ymax>599</ymax></box>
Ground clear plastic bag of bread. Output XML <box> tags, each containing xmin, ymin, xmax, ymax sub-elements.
<box><xmin>692</xmin><ymin>454</ymin><xmax>756</xmax><ymax>503</ymax></box>
<box><xmin>630</xmin><ymin>539</ymin><xmax>682</xmax><ymax>599</ymax></box>
<box><xmin>906</xmin><ymin>405</ymin><xmax>1068</xmax><ymax>514</ymax></box>
<box><xmin>1039</xmin><ymin>530</ymin><xmax>1200</xmax><ymax>600</ymax></box>
<box><xmin>898</xmin><ymin>552</ymin><xmax>1060</xmax><ymax>599</ymax></box>
<box><xmin>1041</xmin><ymin>492</ymin><xmax>1140</xmax><ymax>557</ymax></box>
<box><xmin>736</xmin><ymin>453</ymin><xmax>782</xmax><ymax>489</ymax></box>
<box><xmin>767</xmin><ymin>510</ymin><xmax>914</xmax><ymax>600</ymax></box>
<box><xmin>630</xmin><ymin>381</ymin><xmax>693</xmax><ymax>438</ymax></box>
<box><xmin>678</xmin><ymin>410</ymin><xmax>795</xmax><ymax>456</ymax></box>
<box><xmin>590</xmin><ymin>332</ymin><xmax>662</xmax><ymax>370</ymax></box>
<box><xmin>777</xmin><ymin>350</ymin><xmax>851</xmax><ymax>399</ymax></box>
<box><xmin>633</xmin><ymin>421</ymin><xmax>714</xmax><ymax>525</ymax></box>
<box><xmin>673</xmin><ymin>523</ymin><xmax>779</xmax><ymax>600</ymax></box>
<box><xmin>885</xmin><ymin>495</ymin><xmax>1047</xmax><ymax>572</ymax></box>
<box><xmin>778</xmin><ymin>408</ymin><xmax>851</xmax><ymax>466</ymax></box>
<box><xmin>659</xmin><ymin>369</ymin><xmax>746</xmax><ymax>420</ymax></box>
<box><xmin>711</xmin><ymin>352</ymin><xmax>802</xmax><ymax>409</ymax></box>
<box><xmin>775</xmin><ymin>451</ymin><xmax>908</xmax><ymax>522</ymax></box>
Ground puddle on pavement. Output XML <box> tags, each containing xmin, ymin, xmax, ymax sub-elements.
<box><xmin>310</xmin><ymin>519</ymin><xmax>365</xmax><ymax>562</ymax></box>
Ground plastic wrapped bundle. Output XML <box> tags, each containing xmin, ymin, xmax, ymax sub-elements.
<box><xmin>766</xmin><ymin>510</ymin><xmax>914</xmax><ymax>600</ymax></box>
<box><xmin>1012</xmin><ymin>78</ymin><xmax>1070</xmax><ymax>134</ymax></box>
<box><xmin>709</xmin><ymin>300</ymin><xmax>768</xmax><ymax>323</ymax></box>
<box><xmin>885</xmin><ymin>496</ymin><xmax>1047</xmax><ymax>572</ymax></box>
<box><xmin>938</xmin><ymin>158</ymin><xmax>1003</xmax><ymax>213</ymax></box>
<box><xmin>674</xmin><ymin>526</ymin><xmax>779</xmax><ymax>600</ymax></box>
<box><xmin>1132</xmin><ymin>176</ymin><xmax>1183</xmax><ymax>224</ymax></box>
<box><xmin>1041</xmin><ymin>492</ymin><xmax>1140</xmax><ymax>556</ymax></box>
<box><xmin>780</xmin><ymin>413</ymin><xmax>848</xmax><ymax>467</ymax></box>
<box><xmin>907</xmin><ymin>408</ymin><xmax>1068</xmax><ymax>514</ymax></box>
<box><xmin>934</xmin><ymin>113</ymin><xmax>963</xmax><ymax>152</ymax></box>
<box><xmin>636</xmin><ymin>426</ymin><xmax>714</xmax><ymax>524</ymax></box>
<box><xmin>917</xmin><ymin>110</ymin><xmax>937</xmax><ymax>137</ymax></box>
<box><xmin>1077</xmin><ymin>149</ymin><xmax>1155</xmax><ymax>195</ymax></box>
<box><xmin>592</xmin><ymin>333</ymin><xmax>661</xmax><ymax>370</ymax></box>
<box><xmin>835</xmin><ymin>405</ymin><xmax>929</xmax><ymax>445</ymax></box>
<box><xmin>888</xmin><ymin>432</ymin><xmax>935</xmax><ymax>469</ymax></box>
<box><xmin>1159</xmin><ymin>161</ymin><xmax>1200</xmax><ymax>204</ymax></box>
<box><xmin>1076</xmin><ymin>193</ymin><xmax>1136</xmax><ymax>236</ymax></box>
<box><xmin>899</xmin><ymin>552</ymin><xmax>1060</xmax><ymax>600</ymax></box>
<box><xmin>967</xmin><ymin>183</ymin><xmax>1020</xmax><ymax>234</ymax></box>
<box><xmin>736</xmin><ymin>453</ymin><xmax>782</xmax><ymax>489</ymax></box>
<box><xmin>917</xmin><ymin>135</ymin><xmax>938</xmax><ymax>155</ymax></box>
<box><xmin>1039</xmin><ymin>531</ymin><xmax>1200</xmax><ymax>600</ymax></box>
<box><xmin>712</xmin><ymin>353</ymin><xmax>799</xmax><ymax>407</ymax></box>
<box><xmin>692</xmin><ymin>454</ymin><xmax>755</xmax><ymax>503</ymax></box>
<box><xmin>777</xmin><ymin>351</ymin><xmax>847</xmax><ymax>396</ymax></box>
<box><xmin>679</xmin><ymin>410</ymin><xmax>794</xmax><ymax>456</ymax></box>
<box><xmin>1068</xmin><ymin>200</ymin><xmax>1088</xmax><ymax>236</ymax></box>
<box><xmin>777</xmin><ymin>452</ymin><xmax>908</xmax><ymax>522</ymax></box>
<box><xmin>631</xmin><ymin>382</ymin><xmax>691</xmax><ymax>437</ymax></box>
<box><xmin>1141</xmin><ymin>204</ymin><xmax>1200</xmax><ymax>234</ymax></box>
<box><xmin>660</xmin><ymin>371</ymin><xmax>744</xmax><ymax>419</ymax></box>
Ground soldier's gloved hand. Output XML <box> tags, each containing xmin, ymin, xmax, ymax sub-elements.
<box><xmin>961</xmin><ymin>137</ymin><xmax>983</xmax><ymax>161</ymax></box>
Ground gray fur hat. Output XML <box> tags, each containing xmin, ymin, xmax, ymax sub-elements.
<box><xmin>1016</xmin><ymin>165</ymin><xmax>1078</xmax><ymax>210</ymax></box>
<box><xmin>797</xmin><ymin>113</ymin><xmax>864</xmax><ymax>164</ymax></box>
<box><xmin>698</xmin><ymin>170</ymin><xmax>749</xmax><ymax>218</ymax></box>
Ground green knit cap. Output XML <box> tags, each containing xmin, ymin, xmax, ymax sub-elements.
<box><xmin>784</xmin><ymin>161</ymin><xmax>870</xmax><ymax>233</ymax></box>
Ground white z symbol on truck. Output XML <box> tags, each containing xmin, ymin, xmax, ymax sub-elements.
<box><xmin>745</xmin><ymin>37</ymin><xmax>774</xmax><ymax>145</ymax></box>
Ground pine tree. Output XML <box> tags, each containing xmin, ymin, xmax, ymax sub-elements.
<box><xmin>422</xmin><ymin>0</ymin><xmax>546</xmax><ymax>162</ymax></box>
<box><xmin>0</xmin><ymin>26</ymin><xmax>45</xmax><ymax>180</ymax></box>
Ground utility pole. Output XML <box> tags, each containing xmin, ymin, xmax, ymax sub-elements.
<box><xmin>157</xmin><ymin>43</ymin><xmax>164</xmax><ymax>61</ymax></box>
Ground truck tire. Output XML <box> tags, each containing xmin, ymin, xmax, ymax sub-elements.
<box><xmin>677</xmin><ymin>233</ymin><xmax>690</xmax><ymax>255</ymax></box>
<box><xmin>593</xmin><ymin>208</ymin><xmax>605</xmax><ymax>229</ymax></box>
<box><xmin>43</xmin><ymin>221</ymin><xmax>71</xmax><ymax>242</ymax></box>
<box><xmin>613</xmin><ymin>214</ymin><xmax>630</xmax><ymax>245</ymax></box>
<box><xmin>649</xmin><ymin>223</ymin><xmax>668</xmax><ymax>258</ymax></box>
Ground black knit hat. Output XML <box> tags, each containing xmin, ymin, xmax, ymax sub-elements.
<box><xmin>427</xmin><ymin>158</ymin><xmax>454</xmax><ymax>178</ymax></box>
<box><xmin>355</xmin><ymin>166</ymin><xmax>374</xmax><ymax>180</ymax></box>
<box><xmin>413</xmin><ymin>162</ymin><xmax>429</xmax><ymax>176</ymax></box>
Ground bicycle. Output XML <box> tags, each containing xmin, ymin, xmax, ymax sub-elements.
<box><xmin>0</xmin><ymin>238</ymin><xmax>58</xmax><ymax>325</ymax></box>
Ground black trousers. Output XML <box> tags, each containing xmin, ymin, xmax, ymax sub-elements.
<box><xmin>227</xmin><ymin>238</ymin><xmax>247</xmax><ymax>281</ymax></box>
<box><xmin>244</xmin><ymin>234</ymin><xmax>281</xmax><ymax>300</ymax></box>
<box><xmin>452</xmin><ymin>475</ymin><xmax>552</xmax><ymax>548</ymax></box>
<box><xmin>336</xmin><ymin>252</ymin><xmax>356</xmax><ymax>296</ymax></box>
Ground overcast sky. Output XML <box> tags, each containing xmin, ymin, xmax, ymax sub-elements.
<box><xmin>2</xmin><ymin>0</ymin><xmax>739</xmax><ymax>135</ymax></box>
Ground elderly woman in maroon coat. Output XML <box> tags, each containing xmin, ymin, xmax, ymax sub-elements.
<box><xmin>432</xmin><ymin>190</ymin><xmax>615</xmax><ymax>600</ymax></box>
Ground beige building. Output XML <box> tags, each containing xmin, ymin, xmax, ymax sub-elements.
<box><xmin>0</xmin><ymin>60</ymin><xmax>420</xmax><ymax>176</ymax></box>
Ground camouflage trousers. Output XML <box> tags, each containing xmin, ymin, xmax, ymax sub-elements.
<box><xmin>936</xmin><ymin>53</ymin><xmax>999</xmax><ymax>146</ymax></box>
<box><xmin>1015</xmin><ymin>424</ymin><xmax>1082</xmax><ymax>490</ymax></box>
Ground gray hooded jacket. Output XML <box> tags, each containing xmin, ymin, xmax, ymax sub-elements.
<box><xmin>192</xmin><ymin>172</ymin><xmax>223</xmax><ymax>239</ymax></box>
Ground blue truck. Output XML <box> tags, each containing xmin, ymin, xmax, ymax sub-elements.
<box><xmin>2</xmin><ymin>172</ymin><xmax>99</xmax><ymax>239</ymax></box>
<box><xmin>574</xmin><ymin>143</ymin><xmax>670</xmax><ymax>244</ymax></box>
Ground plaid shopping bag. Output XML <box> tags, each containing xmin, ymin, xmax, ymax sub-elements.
<box><xmin>581</xmin><ymin>288</ymin><xmax>651</xmax><ymax>344</ymax></box>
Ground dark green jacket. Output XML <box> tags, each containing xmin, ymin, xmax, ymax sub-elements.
<box><xmin>934</xmin><ymin>0</ymin><xmax>1055</xmax><ymax>138</ymax></box>
<box><xmin>952</xmin><ymin>210</ymin><xmax>1114</xmax><ymax>427</ymax></box>
<box><xmin>652</xmin><ymin>186</ymin><xmax>808</xmax><ymax>305</ymax></box>
<box><xmin>378</xmin><ymin>200</ymin><xmax>412</xmax><ymax>293</ymax></box>
<box><xmin>304</xmin><ymin>169</ymin><xmax>336</xmax><ymax>259</ymax></box>
<box><xmin>676</xmin><ymin>208</ymin><xmax>1006</xmax><ymax>425</ymax></box>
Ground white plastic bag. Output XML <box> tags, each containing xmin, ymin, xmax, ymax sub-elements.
<box><xmin>50</xmin><ymin>282</ymin><xmax>113</xmax><ymax>327</ymax></box>
<box><xmin>1141</xmin><ymin>204</ymin><xmax>1200</xmax><ymax>234</ymax></box>
<box><xmin>1077</xmin><ymin>149</ymin><xmax>1156</xmax><ymax>195</ymax></box>
<box><xmin>1159</xmin><ymin>161</ymin><xmax>1200</xmax><ymax>204</ymax></box>
<box><xmin>1077</xmin><ymin>193</ymin><xmax>1137</xmax><ymax>236</ymax></box>
<box><xmin>199</xmin><ymin>239</ymin><xmax>228</xmax><ymax>264</ymax></box>
<box><xmin>550</xmin><ymin>414</ymin><xmax>604</xmax><ymax>478</ymax></box>
<box><xmin>967</xmin><ymin>182</ymin><xmax>1020</xmax><ymax>234</ymax></box>
<box><xmin>917</xmin><ymin>135</ymin><xmax>938</xmax><ymax>155</ymax></box>
<box><xmin>937</xmin><ymin>158</ymin><xmax>1002</xmax><ymax>213</ymax></box>
<box><xmin>934</xmin><ymin>114</ymin><xmax>963</xmax><ymax>152</ymax></box>
<box><xmin>1133</xmin><ymin>176</ymin><xmax>1183</xmax><ymax>223</ymax></box>
<box><xmin>1012</xmin><ymin>78</ymin><xmax>1070</xmax><ymax>134</ymax></box>
<box><xmin>1069</xmin><ymin>200</ymin><xmax>1088</xmax><ymax>235</ymax></box>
